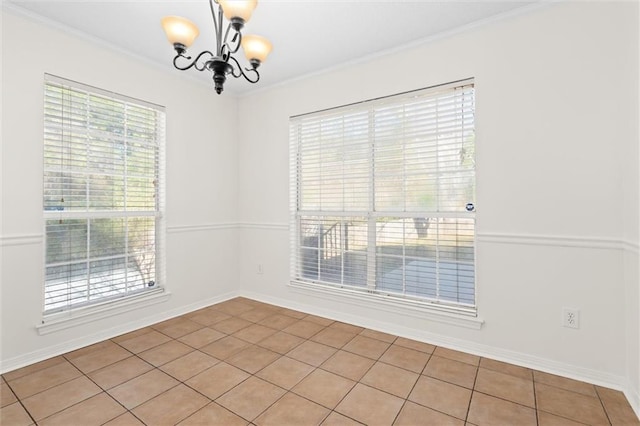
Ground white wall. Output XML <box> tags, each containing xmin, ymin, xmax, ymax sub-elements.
<box><xmin>1</xmin><ymin>0</ymin><xmax>638</xmax><ymax>416</ymax></box>
<box><xmin>623</xmin><ymin>0</ymin><xmax>640</xmax><ymax>413</ymax></box>
<box><xmin>0</xmin><ymin>0</ymin><xmax>4</xmax><ymax>374</ymax></box>
<box><xmin>236</xmin><ymin>1</ymin><xmax>640</xmax><ymax>412</ymax></box>
<box><xmin>0</xmin><ymin>9</ymin><xmax>240</xmax><ymax>370</ymax></box>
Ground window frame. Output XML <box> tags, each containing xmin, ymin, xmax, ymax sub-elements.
<box><xmin>42</xmin><ymin>74</ymin><xmax>166</xmax><ymax>318</ymax></box>
<box><xmin>289</xmin><ymin>79</ymin><xmax>477</xmax><ymax>316</ymax></box>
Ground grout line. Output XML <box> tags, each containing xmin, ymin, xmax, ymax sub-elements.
<box><xmin>532</xmin><ymin>371</ymin><xmax>539</xmax><ymax>426</ymax></box>
<box><xmin>535</xmin><ymin>408</ymin><xmax>599</xmax><ymax>426</ymax></box>
<box><xmin>1</xmin><ymin>356</ymin><xmax>68</xmax><ymax>383</ymax></box>
<box><xmin>80</xmin><ymin>366</ymin><xmax>137</xmax><ymax>425</ymax></box>
<box><xmin>463</xmin><ymin>356</ymin><xmax>481</xmax><ymax>424</ymax></box>
<box><xmin>382</xmin><ymin>338</ymin><xmax>422</xmax><ymax>425</ymax></box>
<box><xmin>593</xmin><ymin>387</ymin><xmax>616</xmax><ymax>426</ymax></box>
<box><xmin>3</xmin><ymin>380</ymin><xmax>38</xmax><ymax>426</ymax></box>
<box><xmin>6</xmin><ymin>355</ymin><xmax>91</xmax><ymax>417</ymax></box>
<box><xmin>391</xmin><ymin>399</ymin><xmax>409</xmax><ymax>425</ymax></box>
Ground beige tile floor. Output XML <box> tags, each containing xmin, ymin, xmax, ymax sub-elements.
<box><xmin>1</xmin><ymin>297</ymin><xmax>639</xmax><ymax>425</ymax></box>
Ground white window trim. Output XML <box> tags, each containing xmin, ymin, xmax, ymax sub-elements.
<box><xmin>42</xmin><ymin>74</ymin><xmax>167</xmax><ymax>318</ymax></box>
<box><xmin>36</xmin><ymin>287</ymin><xmax>171</xmax><ymax>335</ymax></box>
<box><xmin>289</xmin><ymin>79</ymin><xmax>477</xmax><ymax>318</ymax></box>
<box><xmin>288</xmin><ymin>280</ymin><xmax>483</xmax><ymax>330</ymax></box>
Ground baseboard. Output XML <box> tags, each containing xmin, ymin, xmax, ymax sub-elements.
<box><xmin>0</xmin><ymin>291</ymin><xmax>239</xmax><ymax>374</ymax></box>
<box><xmin>626</xmin><ymin>384</ymin><xmax>640</xmax><ymax>420</ymax></box>
<box><xmin>240</xmin><ymin>290</ymin><xmax>628</xmax><ymax>393</ymax></box>
<box><xmin>2</xmin><ymin>288</ymin><xmax>637</xmax><ymax>420</ymax></box>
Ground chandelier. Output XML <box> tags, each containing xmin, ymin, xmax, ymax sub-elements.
<box><xmin>161</xmin><ymin>0</ymin><xmax>272</xmax><ymax>94</ymax></box>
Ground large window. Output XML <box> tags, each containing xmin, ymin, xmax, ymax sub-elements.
<box><xmin>289</xmin><ymin>80</ymin><xmax>476</xmax><ymax>314</ymax></box>
<box><xmin>43</xmin><ymin>74</ymin><xmax>165</xmax><ymax>314</ymax></box>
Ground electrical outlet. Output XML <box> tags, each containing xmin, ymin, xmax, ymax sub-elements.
<box><xmin>257</xmin><ymin>264</ymin><xmax>264</xmax><ymax>274</ymax></box>
<box><xmin>562</xmin><ymin>308</ymin><xmax>580</xmax><ymax>329</ymax></box>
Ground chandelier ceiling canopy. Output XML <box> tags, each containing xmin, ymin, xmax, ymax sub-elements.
<box><xmin>161</xmin><ymin>0</ymin><xmax>272</xmax><ymax>94</ymax></box>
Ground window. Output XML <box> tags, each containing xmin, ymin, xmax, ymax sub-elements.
<box><xmin>43</xmin><ymin>74</ymin><xmax>165</xmax><ymax>314</ymax></box>
<box><xmin>289</xmin><ymin>79</ymin><xmax>476</xmax><ymax>315</ymax></box>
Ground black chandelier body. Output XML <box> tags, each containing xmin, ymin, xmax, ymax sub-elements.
<box><xmin>162</xmin><ymin>0</ymin><xmax>271</xmax><ymax>94</ymax></box>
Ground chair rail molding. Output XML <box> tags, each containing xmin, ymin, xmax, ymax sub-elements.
<box><xmin>166</xmin><ymin>223</ymin><xmax>237</xmax><ymax>233</ymax></box>
<box><xmin>237</xmin><ymin>222</ymin><xmax>289</xmax><ymax>231</ymax></box>
<box><xmin>0</xmin><ymin>234</ymin><xmax>43</xmax><ymax>247</ymax></box>
<box><xmin>477</xmin><ymin>232</ymin><xmax>630</xmax><ymax>251</ymax></box>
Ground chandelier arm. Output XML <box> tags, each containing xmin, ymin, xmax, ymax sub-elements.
<box><xmin>209</xmin><ymin>0</ymin><xmax>223</xmax><ymax>55</ymax></box>
<box><xmin>227</xmin><ymin>55</ymin><xmax>260</xmax><ymax>83</ymax></box>
<box><xmin>222</xmin><ymin>25</ymin><xmax>242</xmax><ymax>55</ymax></box>
<box><xmin>220</xmin><ymin>35</ymin><xmax>240</xmax><ymax>62</ymax></box>
<box><xmin>173</xmin><ymin>51</ymin><xmax>215</xmax><ymax>71</ymax></box>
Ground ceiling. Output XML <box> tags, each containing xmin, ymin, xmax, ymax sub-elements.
<box><xmin>6</xmin><ymin>0</ymin><xmax>539</xmax><ymax>95</ymax></box>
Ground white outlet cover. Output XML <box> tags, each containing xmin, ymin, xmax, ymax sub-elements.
<box><xmin>562</xmin><ymin>308</ymin><xmax>580</xmax><ymax>329</ymax></box>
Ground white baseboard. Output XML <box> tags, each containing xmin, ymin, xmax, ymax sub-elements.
<box><xmin>2</xmin><ymin>288</ymin><xmax>638</xmax><ymax>420</ymax></box>
<box><xmin>240</xmin><ymin>290</ymin><xmax>628</xmax><ymax>393</ymax></box>
<box><xmin>626</xmin><ymin>384</ymin><xmax>640</xmax><ymax>420</ymax></box>
<box><xmin>0</xmin><ymin>291</ymin><xmax>239</xmax><ymax>374</ymax></box>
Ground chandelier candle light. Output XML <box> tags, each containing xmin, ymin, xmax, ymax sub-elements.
<box><xmin>161</xmin><ymin>0</ymin><xmax>272</xmax><ymax>94</ymax></box>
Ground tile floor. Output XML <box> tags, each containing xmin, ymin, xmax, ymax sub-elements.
<box><xmin>1</xmin><ymin>297</ymin><xmax>639</xmax><ymax>425</ymax></box>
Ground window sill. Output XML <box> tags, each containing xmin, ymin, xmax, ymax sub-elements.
<box><xmin>289</xmin><ymin>280</ymin><xmax>484</xmax><ymax>330</ymax></box>
<box><xmin>36</xmin><ymin>288</ymin><xmax>171</xmax><ymax>335</ymax></box>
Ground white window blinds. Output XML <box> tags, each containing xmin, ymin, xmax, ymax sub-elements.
<box><xmin>290</xmin><ymin>79</ymin><xmax>476</xmax><ymax>314</ymax></box>
<box><xmin>43</xmin><ymin>74</ymin><xmax>165</xmax><ymax>314</ymax></box>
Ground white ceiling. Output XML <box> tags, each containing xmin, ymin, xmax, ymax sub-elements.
<box><xmin>6</xmin><ymin>0</ymin><xmax>538</xmax><ymax>95</ymax></box>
